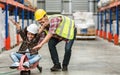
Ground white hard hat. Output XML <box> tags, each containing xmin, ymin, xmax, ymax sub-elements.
<box><xmin>27</xmin><ymin>24</ymin><xmax>38</xmax><ymax>34</ymax></box>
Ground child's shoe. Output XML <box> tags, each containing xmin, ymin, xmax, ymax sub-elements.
<box><xmin>10</xmin><ymin>62</ymin><xmax>19</xmax><ymax>69</ymax></box>
<box><xmin>23</xmin><ymin>62</ymin><xmax>30</xmax><ymax>68</ymax></box>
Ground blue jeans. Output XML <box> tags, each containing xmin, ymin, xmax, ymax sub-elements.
<box><xmin>48</xmin><ymin>28</ymin><xmax>77</xmax><ymax>66</ymax></box>
<box><xmin>10</xmin><ymin>52</ymin><xmax>42</xmax><ymax>64</ymax></box>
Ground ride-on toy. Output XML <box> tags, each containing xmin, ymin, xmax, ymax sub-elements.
<box><xmin>11</xmin><ymin>51</ymin><xmax>42</xmax><ymax>75</ymax></box>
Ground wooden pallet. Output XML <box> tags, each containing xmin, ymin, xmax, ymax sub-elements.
<box><xmin>77</xmin><ymin>34</ymin><xmax>96</xmax><ymax>36</ymax></box>
<box><xmin>76</xmin><ymin>34</ymin><xmax>96</xmax><ymax>40</ymax></box>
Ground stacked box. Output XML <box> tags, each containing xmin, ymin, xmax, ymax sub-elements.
<box><xmin>77</xmin><ymin>28</ymin><xmax>87</xmax><ymax>35</ymax></box>
<box><xmin>106</xmin><ymin>24</ymin><xmax>110</xmax><ymax>39</ymax></box>
<box><xmin>19</xmin><ymin>19</ymin><xmax>28</xmax><ymax>28</ymax></box>
<box><xmin>8</xmin><ymin>18</ymin><xmax>17</xmax><ymax>47</ymax></box>
<box><xmin>28</xmin><ymin>0</ymin><xmax>37</xmax><ymax>9</ymax></box>
<box><xmin>77</xmin><ymin>27</ymin><xmax>95</xmax><ymax>35</ymax></box>
<box><xmin>73</xmin><ymin>12</ymin><xmax>95</xmax><ymax>35</ymax></box>
<box><xmin>15</xmin><ymin>0</ymin><xmax>37</xmax><ymax>10</ymax></box>
<box><xmin>0</xmin><ymin>8</ymin><xmax>5</xmax><ymax>50</ymax></box>
<box><xmin>110</xmin><ymin>0</ymin><xmax>115</xmax><ymax>3</ymax></box>
<box><xmin>97</xmin><ymin>0</ymin><xmax>111</xmax><ymax>8</ymax></box>
<box><xmin>87</xmin><ymin>27</ymin><xmax>96</xmax><ymax>35</ymax></box>
<box><xmin>19</xmin><ymin>19</ymin><xmax>23</xmax><ymax>42</ymax></box>
<box><xmin>29</xmin><ymin>19</ymin><xmax>33</xmax><ymax>25</ymax></box>
<box><xmin>118</xmin><ymin>21</ymin><xmax>120</xmax><ymax>43</ymax></box>
<box><xmin>24</xmin><ymin>19</ymin><xmax>28</xmax><ymax>27</ymax></box>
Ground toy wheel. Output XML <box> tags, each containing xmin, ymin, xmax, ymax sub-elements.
<box><xmin>20</xmin><ymin>70</ymin><xmax>31</xmax><ymax>75</ymax></box>
<box><xmin>37</xmin><ymin>65</ymin><xmax>42</xmax><ymax>73</ymax></box>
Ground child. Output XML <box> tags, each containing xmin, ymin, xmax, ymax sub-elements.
<box><xmin>9</xmin><ymin>19</ymin><xmax>45</xmax><ymax>69</ymax></box>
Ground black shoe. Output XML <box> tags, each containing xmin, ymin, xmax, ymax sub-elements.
<box><xmin>37</xmin><ymin>65</ymin><xmax>42</xmax><ymax>73</ymax></box>
<box><xmin>62</xmin><ymin>66</ymin><xmax>68</xmax><ymax>71</ymax></box>
<box><xmin>50</xmin><ymin>63</ymin><xmax>61</xmax><ymax>71</ymax></box>
<box><xmin>9</xmin><ymin>66</ymin><xmax>18</xmax><ymax>69</ymax></box>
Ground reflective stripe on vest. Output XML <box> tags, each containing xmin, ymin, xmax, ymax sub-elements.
<box><xmin>49</xmin><ymin>15</ymin><xmax>74</xmax><ymax>39</ymax></box>
<box><xmin>44</xmin><ymin>29</ymin><xmax>48</xmax><ymax>34</ymax></box>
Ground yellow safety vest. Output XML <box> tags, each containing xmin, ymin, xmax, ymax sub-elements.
<box><xmin>48</xmin><ymin>15</ymin><xmax>74</xmax><ymax>40</ymax></box>
<box><xmin>43</xmin><ymin>29</ymin><xmax>48</xmax><ymax>35</ymax></box>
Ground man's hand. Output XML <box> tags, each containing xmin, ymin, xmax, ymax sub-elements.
<box><xmin>38</xmin><ymin>25</ymin><xmax>45</xmax><ymax>33</ymax></box>
<box><xmin>33</xmin><ymin>44</ymin><xmax>42</xmax><ymax>50</ymax></box>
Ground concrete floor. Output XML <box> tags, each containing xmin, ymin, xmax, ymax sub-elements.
<box><xmin>1</xmin><ymin>37</ymin><xmax>120</xmax><ymax>75</ymax></box>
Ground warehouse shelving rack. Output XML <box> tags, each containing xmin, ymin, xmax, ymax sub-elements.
<box><xmin>97</xmin><ymin>0</ymin><xmax>120</xmax><ymax>45</ymax></box>
<box><xmin>0</xmin><ymin>0</ymin><xmax>35</xmax><ymax>50</ymax></box>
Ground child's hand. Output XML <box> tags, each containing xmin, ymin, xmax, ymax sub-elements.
<box><xmin>9</xmin><ymin>18</ymin><xmax>16</xmax><ymax>25</ymax></box>
<box><xmin>9</xmin><ymin>18</ymin><xmax>21</xmax><ymax>30</ymax></box>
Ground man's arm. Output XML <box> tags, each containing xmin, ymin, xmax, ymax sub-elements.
<box><xmin>33</xmin><ymin>33</ymin><xmax>53</xmax><ymax>50</ymax></box>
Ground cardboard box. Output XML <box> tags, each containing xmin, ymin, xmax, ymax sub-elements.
<box><xmin>87</xmin><ymin>28</ymin><xmax>96</xmax><ymax>35</ymax></box>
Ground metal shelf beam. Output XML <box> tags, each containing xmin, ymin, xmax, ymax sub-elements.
<box><xmin>0</xmin><ymin>0</ymin><xmax>35</xmax><ymax>12</ymax></box>
<box><xmin>99</xmin><ymin>1</ymin><xmax>120</xmax><ymax>11</ymax></box>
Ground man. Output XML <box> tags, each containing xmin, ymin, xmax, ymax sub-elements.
<box><xmin>33</xmin><ymin>9</ymin><xmax>76</xmax><ymax>71</ymax></box>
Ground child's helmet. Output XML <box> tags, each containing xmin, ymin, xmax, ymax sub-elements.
<box><xmin>27</xmin><ymin>24</ymin><xmax>38</xmax><ymax>34</ymax></box>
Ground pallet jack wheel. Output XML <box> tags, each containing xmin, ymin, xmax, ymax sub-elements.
<box><xmin>37</xmin><ymin>65</ymin><xmax>42</xmax><ymax>73</ymax></box>
<box><xmin>20</xmin><ymin>70</ymin><xmax>31</xmax><ymax>75</ymax></box>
